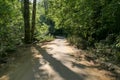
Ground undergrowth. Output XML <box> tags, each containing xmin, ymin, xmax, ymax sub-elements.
<box><xmin>36</xmin><ymin>34</ymin><xmax>54</xmax><ymax>42</ymax></box>
<box><xmin>67</xmin><ymin>34</ymin><xmax>120</xmax><ymax>65</ymax></box>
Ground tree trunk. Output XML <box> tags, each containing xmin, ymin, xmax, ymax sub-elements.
<box><xmin>24</xmin><ymin>0</ymin><xmax>31</xmax><ymax>43</ymax></box>
<box><xmin>31</xmin><ymin>0</ymin><xmax>36</xmax><ymax>41</ymax></box>
<box><xmin>44</xmin><ymin>0</ymin><xmax>48</xmax><ymax>15</ymax></box>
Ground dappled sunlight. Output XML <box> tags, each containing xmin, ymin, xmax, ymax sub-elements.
<box><xmin>0</xmin><ymin>0</ymin><xmax>119</xmax><ymax>79</ymax></box>
<box><xmin>0</xmin><ymin>75</ymin><xmax>10</xmax><ymax>80</ymax></box>
<box><xmin>31</xmin><ymin>38</ymin><xmax>115</xmax><ymax>80</ymax></box>
<box><xmin>32</xmin><ymin>47</ymin><xmax>65</xmax><ymax>80</ymax></box>
<box><xmin>31</xmin><ymin>47</ymin><xmax>43</xmax><ymax>59</ymax></box>
<box><xmin>33</xmin><ymin>45</ymin><xmax>85</xmax><ymax>80</ymax></box>
<box><xmin>0</xmin><ymin>38</ymin><xmax>116</xmax><ymax>80</ymax></box>
<box><xmin>42</xmin><ymin>39</ymin><xmax>75</xmax><ymax>55</ymax></box>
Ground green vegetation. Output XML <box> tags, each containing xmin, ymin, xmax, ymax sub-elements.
<box><xmin>0</xmin><ymin>0</ymin><xmax>24</xmax><ymax>57</ymax></box>
<box><xmin>0</xmin><ymin>0</ymin><xmax>53</xmax><ymax>58</ymax></box>
<box><xmin>46</xmin><ymin>0</ymin><xmax>120</xmax><ymax>63</ymax></box>
<box><xmin>0</xmin><ymin>0</ymin><xmax>120</xmax><ymax>64</ymax></box>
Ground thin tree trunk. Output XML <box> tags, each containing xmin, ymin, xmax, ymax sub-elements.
<box><xmin>31</xmin><ymin>0</ymin><xmax>36</xmax><ymax>41</ymax></box>
<box><xmin>24</xmin><ymin>0</ymin><xmax>31</xmax><ymax>43</ymax></box>
<box><xmin>44</xmin><ymin>0</ymin><xmax>48</xmax><ymax>15</ymax></box>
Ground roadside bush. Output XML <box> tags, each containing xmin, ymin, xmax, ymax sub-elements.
<box><xmin>0</xmin><ymin>1</ymin><xmax>23</xmax><ymax>57</ymax></box>
<box><xmin>67</xmin><ymin>36</ymin><xmax>88</xmax><ymax>49</ymax></box>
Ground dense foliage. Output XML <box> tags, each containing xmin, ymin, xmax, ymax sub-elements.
<box><xmin>46</xmin><ymin>0</ymin><xmax>120</xmax><ymax>62</ymax></box>
<box><xmin>0</xmin><ymin>0</ymin><xmax>53</xmax><ymax>57</ymax></box>
<box><xmin>0</xmin><ymin>0</ymin><xmax>24</xmax><ymax>56</ymax></box>
<box><xmin>0</xmin><ymin>0</ymin><xmax>120</xmax><ymax>63</ymax></box>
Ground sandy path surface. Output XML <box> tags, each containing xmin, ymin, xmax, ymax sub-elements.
<box><xmin>0</xmin><ymin>37</ymin><xmax>115</xmax><ymax>80</ymax></box>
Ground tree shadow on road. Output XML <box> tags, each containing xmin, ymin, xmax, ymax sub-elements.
<box><xmin>33</xmin><ymin>44</ymin><xmax>87</xmax><ymax>80</ymax></box>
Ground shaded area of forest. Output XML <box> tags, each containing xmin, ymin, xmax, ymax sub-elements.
<box><xmin>0</xmin><ymin>0</ymin><xmax>120</xmax><ymax>74</ymax></box>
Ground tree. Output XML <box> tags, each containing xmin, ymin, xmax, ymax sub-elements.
<box><xmin>44</xmin><ymin>0</ymin><xmax>48</xmax><ymax>15</ymax></box>
<box><xmin>0</xmin><ymin>0</ymin><xmax>24</xmax><ymax>55</ymax></box>
<box><xmin>31</xmin><ymin>0</ymin><xmax>37</xmax><ymax>41</ymax></box>
<box><xmin>23</xmin><ymin>0</ymin><xmax>31</xmax><ymax>43</ymax></box>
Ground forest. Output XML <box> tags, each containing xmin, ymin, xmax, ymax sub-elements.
<box><xmin>46</xmin><ymin>0</ymin><xmax>120</xmax><ymax>63</ymax></box>
<box><xmin>0</xmin><ymin>0</ymin><xmax>120</xmax><ymax>80</ymax></box>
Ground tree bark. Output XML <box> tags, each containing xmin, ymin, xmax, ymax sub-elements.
<box><xmin>31</xmin><ymin>0</ymin><xmax>36</xmax><ymax>41</ymax></box>
<box><xmin>24</xmin><ymin>0</ymin><xmax>31</xmax><ymax>43</ymax></box>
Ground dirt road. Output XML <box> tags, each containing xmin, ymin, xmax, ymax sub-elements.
<box><xmin>0</xmin><ymin>37</ymin><xmax>116</xmax><ymax>80</ymax></box>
